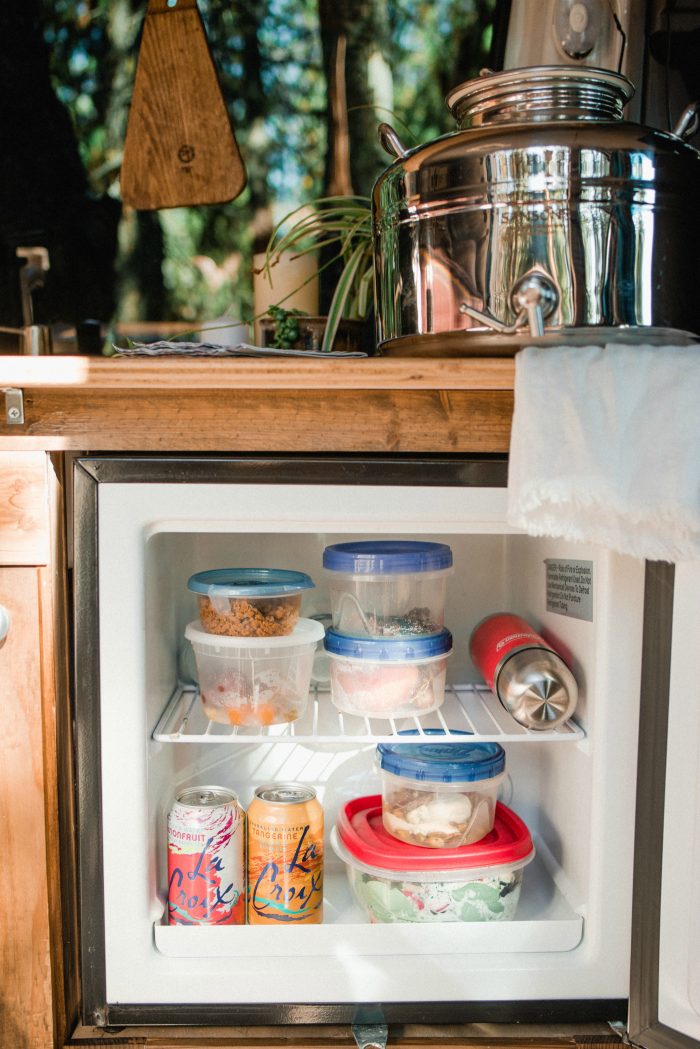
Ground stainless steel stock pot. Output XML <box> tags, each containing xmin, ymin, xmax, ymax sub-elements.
<box><xmin>373</xmin><ymin>66</ymin><xmax>700</xmax><ymax>356</ymax></box>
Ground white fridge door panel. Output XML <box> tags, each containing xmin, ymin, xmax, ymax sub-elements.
<box><xmin>657</xmin><ymin>562</ymin><xmax>700</xmax><ymax>1042</ymax></box>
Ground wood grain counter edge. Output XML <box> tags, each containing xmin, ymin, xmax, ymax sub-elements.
<box><xmin>0</xmin><ymin>355</ymin><xmax>516</xmax><ymax>391</ymax></box>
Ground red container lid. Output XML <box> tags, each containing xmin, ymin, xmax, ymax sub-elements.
<box><xmin>337</xmin><ymin>795</ymin><xmax>533</xmax><ymax>872</ymax></box>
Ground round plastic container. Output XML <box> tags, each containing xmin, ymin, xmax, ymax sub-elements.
<box><xmin>187</xmin><ymin>568</ymin><xmax>314</xmax><ymax>637</ymax></box>
<box><xmin>376</xmin><ymin>731</ymin><xmax>507</xmax><ymax>848</ymax></box>
<box><xmin>324</xmin><ymin>628</ymin><xmax>453</xmax><ymax>718</ymax></box>
<box><xmin>331</xmin><ymin>795</ymin><xmax>534</xmax><ymax>923</ymax></box>
<box><xmin>322</xmin><ymin>541</ymin><xmax>453</xmax><ymax>637</ymax></box>
<box><xmin>185</xmin><ymin>618</ymin><xmax>324</xmax><ymax>726</ymax></box>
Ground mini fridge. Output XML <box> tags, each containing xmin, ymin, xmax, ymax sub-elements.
<box><xmin>72</xmin><ymin>454</ymin><xmax>700</xmax><ymax>1046</ymax></box>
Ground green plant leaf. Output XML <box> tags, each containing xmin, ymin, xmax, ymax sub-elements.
<box><xmin>355</xmin><ymin>255</ymin><xmax>375</xmax><ymax>319</ymax></box>
<box><xmin>321</xmin><ymin>243</ymin><xmax>366</xmax><ymax>352</ymax></box>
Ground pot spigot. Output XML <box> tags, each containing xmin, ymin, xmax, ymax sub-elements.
<box><xmin>378</xmin><ymin>122</ymin><xmax>409</xmax><ymax>159</ymax></box>
<box><xmin>460</xmin><ymin>271</ymin><xmax>559</xmax><ymax>337</ymax></box>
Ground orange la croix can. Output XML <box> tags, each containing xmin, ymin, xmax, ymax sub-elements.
<box><xmin>247</xmin><ymin>784</ymin><xmax>323</xmax><ymax>924</ymax></box>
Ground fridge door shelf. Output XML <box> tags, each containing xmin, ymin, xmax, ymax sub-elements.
<box><xmin>152</xmin><ymin>682</ymin><xmax>585</xmax><ymax>744</ymax></box>
<box><xmin>154</xmin><ymin>851</ymin><xmax>583</xmax><ymax>957</ymax></box>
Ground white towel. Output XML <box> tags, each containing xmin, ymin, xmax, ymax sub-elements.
<box><xmin>507</xmin><ymin>343</ymin><xmax>700</xmax><ymax>563</ymax></box>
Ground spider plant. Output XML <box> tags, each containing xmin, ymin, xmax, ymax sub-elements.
<box><xmin>257</xmin><ymin>195</ymin><xmax>373</xmax><ymax>353</ymax></box>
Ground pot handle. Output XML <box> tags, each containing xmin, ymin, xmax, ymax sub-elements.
<box><xmin>377</xmin><ymin>122</ymin><xmax>410</xmax><ymax>159</ymax></box>
<box><xmin>460</xmin><ymin>272</ymin><xmax>559</xmax><ymax>338</ymax></box>
<box><xmin>673</xmin><ymin>101</ymin><xmax>700</xmax><ymax>141</ymax></box>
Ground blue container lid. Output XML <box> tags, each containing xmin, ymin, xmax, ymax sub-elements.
<box><xmin>377</xmin><ymin>729</ymin><xmax>505</xmax><ymax>782</ymax></box>
<box><xmin>324</xmin><ymin>627</ymin><xmax>452</xmax><ymax>660</ymax></box>
<box><xmin>187</xmin><ymin>567</ymin><xmax>314</xmax><ymax>597</ymax></box>
<box><xmin>323</xmin><ymin>540</ymin><xmax>453</xmax><ymax>574</ymax></box>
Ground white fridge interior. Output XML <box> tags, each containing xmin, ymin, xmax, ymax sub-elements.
<box><xmin>95</xmin><ymin>479</ymin><xmax>646</xmax><ymax>1009</ymax></box>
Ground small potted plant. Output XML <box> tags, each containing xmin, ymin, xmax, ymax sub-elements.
<box><xmin>256</xmin><ymin>196</ymin><xmax>374</xmax><ymax>354</ymax></box>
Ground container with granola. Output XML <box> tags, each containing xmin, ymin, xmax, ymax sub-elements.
<box><xmin>187</xmin><ymin>568</ymin><xmax>314</xmax><ymax>637</ymax></box>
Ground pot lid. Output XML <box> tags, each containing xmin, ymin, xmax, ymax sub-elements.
<box><xmin>446</xmin><ymin>65</ymin><xmax>635</xmax><ymax>129</ymax></box>
<box><xmin>336</xmin><ymin>795</ymin><xmax>533</xmax><ymax>872</ymax></box>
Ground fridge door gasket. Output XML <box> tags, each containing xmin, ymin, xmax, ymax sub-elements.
<box><xmin>73</xmin><ymin>454</ymin><xmax>629</xmax><ymax>1030</ymax></box>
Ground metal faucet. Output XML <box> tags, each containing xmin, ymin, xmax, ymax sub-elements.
<box><xmin>0</xmin><ymin>246</ymin><xmax>52</xmax><ymax>354</ymax></box>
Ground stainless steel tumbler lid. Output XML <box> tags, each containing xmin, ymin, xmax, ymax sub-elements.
<box><xmin>496</xmin><ymin>648</ymin><xmax>578</xmax><ymax>730</ymax></box>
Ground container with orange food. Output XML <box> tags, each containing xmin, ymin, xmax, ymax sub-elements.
<box><xmin>184</xmin><ymin>619</ymin><xmax>324</xmax><ymax>727</ymax></box>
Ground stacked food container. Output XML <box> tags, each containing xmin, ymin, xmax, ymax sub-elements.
<box><xmin>331</xmin><ymin>731</ymin><xmax>535</xmax><ymax>923</ymax></box>
<box><xmin>185</xmin><ymin>568</ymin><xmax>323</xmax><ymax>726</ymax></box>
<box><xmin>321</xmin><ymin>540</ymin><xmax>535</xmax><ymax>923</ymax></box>
<box><xmin>322</xmin><ymin>540</ymin><xmax>454</xmax><ymax>718</ymax></box>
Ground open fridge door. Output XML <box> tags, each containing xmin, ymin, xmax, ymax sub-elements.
<box><xmin>628</xmin><ymin>562</ymin><xmax>700</xmax><ymax>1049</ymax></box>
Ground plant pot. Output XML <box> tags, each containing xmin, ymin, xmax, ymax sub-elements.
<box><xmin>259</xmin><ymin>315</ymin><xmax>372</xmax><ymax>354</ymax></box>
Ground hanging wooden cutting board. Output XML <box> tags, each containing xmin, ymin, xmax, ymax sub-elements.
<box><xmin>121</xmin><ymin>0</ymin><xmax>246</xmax><ymax>209</ymax></box>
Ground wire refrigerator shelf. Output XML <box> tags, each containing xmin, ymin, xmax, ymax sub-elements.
<box><xmin>152</xmin><ymin>682</ymin><xmax>585</xmax><ymax>744</ymax></box>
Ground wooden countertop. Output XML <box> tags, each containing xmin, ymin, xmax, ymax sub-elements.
<box><xmin>0</xmin><ymin>355</ymin><xmax>515</xmax><ymax>452</ymax></box>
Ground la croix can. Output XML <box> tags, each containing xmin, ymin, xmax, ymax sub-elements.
<box><xmin>247</xmin><ymin>784</ymin><xmax>324</xmax><ymax>925</ymax></box>
<box><xmin>167</xmin><ymin>786</ymin><xmax>245</xmax><ymax>925</ymax></box>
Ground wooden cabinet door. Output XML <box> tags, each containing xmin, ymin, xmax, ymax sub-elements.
<box><xmin>0</xmin><ymin>452</ymin><xmax>73</xmax><ymax>1049</ymax></box>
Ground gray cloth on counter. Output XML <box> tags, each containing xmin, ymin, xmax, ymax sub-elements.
<box><xmin>112</xmin><ymin>340</ymin><xmax>368</xmax><ymax>358</ymax></box>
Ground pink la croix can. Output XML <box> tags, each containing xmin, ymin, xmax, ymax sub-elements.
<box><xmin>167</xmin><ymin>785</ymin><xmax>245</xmax><ymax>925</ymax></box>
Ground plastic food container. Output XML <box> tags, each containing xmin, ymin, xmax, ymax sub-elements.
<box><xmin>331</xmin><ymin>795</ymin><xmax>534</xmax><ymax>923</ymax></box>
<box><xmin>322</xmin><ymin>541</ymin><xmax>453</xmax><ymax>637</ymax></box>
<box><xmin>187</xmin><ymin>568</ymin><xmax>314</xmax><ymax>637</ymax></box>
<box><xmin>185</xmin><ymin>618</ymin><xmax>324</xmax><ymax>726</ymax></box>
<box><xmin>324</xmin><ymin>628</ymin><xmax>453</xmax><ymax>718</ymax></box>
<box><xmin>376</xmin><ymin>731</ymin><xmax>507</xmax><ymax>847</ymax></box>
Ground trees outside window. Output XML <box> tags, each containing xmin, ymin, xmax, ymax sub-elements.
<box><xmin>2</xmin><ymin>0</ymin><xmax>496</xmax><ymax>333</ymax></box>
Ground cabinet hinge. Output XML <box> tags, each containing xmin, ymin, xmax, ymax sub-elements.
<box><xmin>352</xmin><ymin>1023</ymin><xmax>389</xmax><ymax>1049</ymax></box>
<box><xmin>2</xmin><ymin>387</ymin><xmax>24</xmax><ymax>425</ymax></box>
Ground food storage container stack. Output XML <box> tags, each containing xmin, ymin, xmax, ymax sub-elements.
<box><xmin>185</xmin><ymin>568</ymin><xmax>322</xmax><ymax>727</ymax></box>
<box><xmin>322</xmin><ymin>541</ymin><xmax>454</xmax><ymax>719</ymax></box>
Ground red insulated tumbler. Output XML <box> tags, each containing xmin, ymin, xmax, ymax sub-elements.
<box><xmin>469</xmin><ymin>613</ymin><xmax>578</xmax><ymax>730</ymax></box>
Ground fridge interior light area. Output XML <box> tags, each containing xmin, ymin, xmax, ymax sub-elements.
<box><xmin>75</xmin><ymin>456</ymin><xmax>663</xmax><ymax>1028</ymax></box>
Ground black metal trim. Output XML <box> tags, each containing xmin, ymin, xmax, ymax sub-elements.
<box><xmin>102</xmin><ymin>999</ymin><xmax>628</xmax><ymax>1029</ymax></box>
<box><xmin>73</xmin><ymin>458</ymin><xmax>108</xmax><ymax>1023</ymax></box>
<box><xmin>75</xmin><ymin>452</ymin><xmax>509</xmax><ymax>488</ymax></box>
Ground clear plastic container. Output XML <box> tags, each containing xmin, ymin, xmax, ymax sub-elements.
<box><xmin>185</xmin><ymin>618</ymin><xmax>324</xmax><ymax>726</ymax></box>
<box><xmin>376</xmin><ymin>731</ymin><xmax>507</xmax><ymax>847</ymax></box>
<box><xmin>322</xmin><ymin>541</ymin><xmax>453</xmax><ymax>637</ymax></box>
<box><xmin>331</xmin><ymin>795</ymin><xmax>534</xmax><ymax>923</ymax></box>
<box><xmin>324</xmin><ymin>628</ymin><xmax>453</xmax><ymax>719</ymax></box>
<box><xmin>187</xmin><ymin>568</ymin><xmax>314</xmax><ymax>637</ymax></box>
